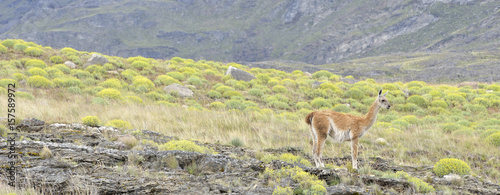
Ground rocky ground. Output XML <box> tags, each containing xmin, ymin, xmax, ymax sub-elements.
<box><xmin>1</xmin><ymin>118</ymin><xmax>499</xmax><ymax>194</ymax></box>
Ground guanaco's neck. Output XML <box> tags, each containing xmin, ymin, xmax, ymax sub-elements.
<box><xmin>363</xmin><ymin>100</ymin><xmax>381</xmax><ymax>128</ymax></box>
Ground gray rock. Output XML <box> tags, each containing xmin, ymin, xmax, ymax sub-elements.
<box><xmin>64</xmin><ymin>61</ymin><xmax>77</xmax><ymax>69</ymax></box>
<box><xmin>85</xmin><ymin>53</ymin><xmax>108</xmax><ymax>68</ymax></box>
<box><xmin>375</xmin><ymin>138</ymin><xmax>388</xmax><ymax>146</ymax></box>
<box><xmin>107</xmin><ymin>71</ymin><xmax>119</xmax><ymax>75</ymax></box>
<box><xmin>163</xmin><ymin>83</ymin><xmax>194</xmax><ymax>98</ymax></box>
<box><xmin>15</xmin><ymin>118</ymin><xmax>45</xmax><ymax>132</ymax></box>
<box><xmin>225</xmin><ymin>66</ymin><xmax>255</xmax><ymax>82</ymax></box>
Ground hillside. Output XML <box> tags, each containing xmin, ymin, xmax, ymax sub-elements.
<box><xmin>0</xmin><ymin>39</ymin><xmax>500</xmax><ymax>194</ymax></box>
<box><xmin>2</xmin><ymin>0</ymin><xmax>500</xmax><ymax>66</ymax></box>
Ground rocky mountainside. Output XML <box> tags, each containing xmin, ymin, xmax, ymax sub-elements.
<box><xmin>2</xmin><ymin>0</ymin><xmax>500</xmax><ymax>65</ymax></box>
<box><xmin>1</xmin><ymin>119</ymin><xmax>499</xmax><ymax>194</ymax></box>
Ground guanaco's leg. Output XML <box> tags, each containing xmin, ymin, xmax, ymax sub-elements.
<box><xmin>350</xmin><ymin>137</ymin><xmax>359</xmax><ymax>169</ymax></box>
<box><xmin>309</xmin><ymin>124</ymin><xmax>319</xmax><ymax>167</ymax></box>
<box><xmin>316</xmin><ymin>131</ymin><xmax>327</xmax><ymax>168</ymax></box>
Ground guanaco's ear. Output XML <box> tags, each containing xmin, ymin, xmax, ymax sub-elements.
<box><xmin>383</xmin><ymin>91</ymin><xmax>388</xmax><ymax>96</ymax></box>
<box><xmin>378</xmin><ymin>89</ymin><xmax>383</xmax><ymax>96</ymax></box>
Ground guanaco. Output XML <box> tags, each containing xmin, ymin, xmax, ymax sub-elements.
<box><xmin>305</xmin><ymin>89</ymin><xmax>391</xmax><ymax>169</ymax></box>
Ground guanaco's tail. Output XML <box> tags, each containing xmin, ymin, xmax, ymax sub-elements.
<box><xmin>305</xmin><ymin>112</ymin><xmax>315</xmax><ymax>125</ymax></box>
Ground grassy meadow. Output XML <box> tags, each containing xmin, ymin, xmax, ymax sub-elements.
<box><xmin>0</xmin><ymin>39</ymin><xmax>499</xmax><ymax>186</ymax></box>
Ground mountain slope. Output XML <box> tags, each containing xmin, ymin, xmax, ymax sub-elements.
<box><xmin>1</xmin><ymin>0</ymin><xmax>500</xmax><ymax>65</ymax></box>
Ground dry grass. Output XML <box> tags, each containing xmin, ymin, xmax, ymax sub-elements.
<box><xmin>0</xmin><ymin>181</ymin><xmax>39</xmax><ymax>195</ymax></box>
<box><xmin>1</xmin><ymin>92</ymin><xmax>500</xmax><ymax>183</ymax></box>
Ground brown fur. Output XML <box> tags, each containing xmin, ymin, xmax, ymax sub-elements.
<box><xmin>305</xmin><ymin>89</ymin><xmax>391</xmax><ymax>169</ymax></box>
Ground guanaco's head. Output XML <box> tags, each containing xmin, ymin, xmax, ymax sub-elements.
<box><xmin>377</xmin><ymin>89</ymin><xmax>391</xmax><ymax>109</ymax></box>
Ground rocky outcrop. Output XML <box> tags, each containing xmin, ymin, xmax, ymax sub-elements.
<box><xmin>163</xmin><ymin>83</ymin><xmax>194</xmax><ymax>98</ymax></box>
<box><xmin>84</xmin><ymin>53</ymin><xmax>108</xmax><ymax>68</ymax></box>
<box><xmin>226</xmin><ymin>66</ymin><xmax>255</xmax><ymax>82</ymax></box>
<box><xmin>15</xmin><ymin>118</ymin><xmax>45</xmax><ymax>132</ymax></box>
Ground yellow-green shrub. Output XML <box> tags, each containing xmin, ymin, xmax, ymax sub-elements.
<box><xmin>24</xmin><ymin>47</ymin><xmax>44</xmax><ymax>57</ymax></box>
<box><xmin>85</xmin><ymin>65</ymin><xmax>107</xmax><ymax>75</ymax></box>
<box><xmin>27</xmin><ymin>67</ymin><xmax>48</xmax><ymax>77</ymax></box>
<box><xmin>44</xmin><ymin>67</ymin><xmax>64</xmax><ymax>78</ymax></box>
<box><xmin>263</xmin><ymin>166</ymin><xmax>326</xmax><ymax>194</ymax></box>
<box><xmin>407</xmin><ymin>95</ymin><xmax>428</xmax><ymax>108</ymax></box>
<box><xmin>311</xmin><ymin>70</ymin><xmax>333</xmax><ymax>79</ymax></box>
<box><xmin>82</xmin><ymin>116</ymin><xmax>101</xmax><ymax>127</ymax></box>
<box><xmin>12</xmin><ymin>73</ymin><xmax>27</xmax><ymax>81</ymax></box>
<box><xmin>154</xmin><ymin>75</ymin><xmax>180</xmax><ymax>86</ymax></box>
<box><xmin>105</xmin><ymin>119</ymin><xmax>132</xmax><ymax>129</ymax></box>
<box><xmin>27</xmin><ymin>75</ymin><xmax>52</xmax><ymax>88</ymax></box>
<box><xmin>380</xmin><ymin>171</ymin><xmax>435</xmax><ymax>193</ymax></box>
<box><xmin>0</xmin><ymin>79</ymin><xmax>18</xmax><ymax>88</ymax></box>
<box><xmin>343</xmin><ymin>88</ymin><xmax>365</xmax><ymax>100</ymax></box>
<box><xmin>99</xmin><ymin>78</ymin><xmax>122</xmax><ymax>89</ymax></box>
<box><xmin>209</xmin><ymin>102</ymin><xmax>226</xmax><ymax>110</ymax></box>
<box><xmin>61</xmin><ymin>47</ymin><xmax>79</xmax><ymax>56</ymax></box>
<box><xmin>486</xmin><ymin>132</ymin><xmax>500</xmax><ymax>146</ymax></box>
<box><xmin>279</xmin><ymin>153</ymin><xmax>312</xmax><ymax>167</ymax></box>
<box><xmin>13</xmin><ymin>43</ymin><xmax>28</xmax><ymax>52</ymax></box>
<box><xmin>332</xmin><ymin>104</ymin><xmax>351</xmax><ymax>113</ymax></box>
<box><xmin>1</xmin><ymin>39</ymin><xmax>16</xmax><ymax>48</ymax></box>
<box><xmin>0</xmin><ymin>44</ymin><xmax>7</xmax><ymax>53</ymax></box>
<box><xmin>50</xmin><ymin>56</ymin><xmax>64</xmax><ymax>64</ymax></box>
<box><xmin>431</xmin><ymin>100</ymin><xmax>448</xmax><ymax>108</ymax></box>
<box><xmin>311</xmin><ymin>97</ymin><xmax>331</xmax><ymax>109</ymax></box>
<box><xmin>97</xmin><ymin>88</ymin><xmax>122</xmax><ymax>99</ymax></box>
<box><xmin>124</xmin><ymin>95</ymin><xmax>144</xmax><ymax>104</ymax></box>
<box><xmin>25</xmin><ymin>59</ymin><xmax>47</xmax><ymax>68</ymax></box>
<box><xmin>53</xmin><ymin>64</ymin><xmax>71</xmax><ymax>74</ymax></box>
<box><xmin>131</xmin><ymin>60</ymin><xmax>150</xmax><ymax>70</ymax></box>
<box><xmin>272</xmin><ymin>186</ymin><xmax>293</xmax><ymax>195</ymax></box>
<box><xmin>433</xmin><ymin>158</ymin><xmax>471</xmax><ymax>177</ymax></box>
<box><xmin>207</xmin><ymin>90</ymin><xmax>222</xmax><ymax>99</ymax></box>
<box><xmin>223</xmin><ymin>91</ymin><xmax>242</xmax><ymax>98</ymax></box>
<box><xmin>248</xmin><ymin>88</ymin><xmax>264</xmax><ymax>97</ymax></box>
<box><xmin>272</xmin><ymin>85</ymin><xmax>288</xmax><ymax>93</ymax></box>
<box><xmin>132</xmin><ymin>76</ymin><xmax>155</xmax><ymax>92</ymax></box>
<box><xmin>71</xmin><ymin>69</ymin><xmax>92</xmax><ymax>79</ymax></box>
<box><xmin>121</xmin><ymin>69</ymin><xmax>139</xmax><ymax>81</ymax></box>
<box><xmin>158</xmin><ymin>140</ymin><xmax>215</xmax><ymax>154</ymax></box>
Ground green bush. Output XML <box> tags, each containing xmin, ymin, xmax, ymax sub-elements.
<box><xmin>486</xmin><ymin>132</ymin><xmax>500</xmax><ymax>146</ymax></box>
<box><xmin>382</xmin><ymin>83</ymin><xmax>398</xmax><ymax>91</ymax></box>
<box><xmin>445</xmin><ymin>93</ymin><xmax>466</xmax><ymax>104</ymax></box>
<box><xmin>397</xmin><ymin>103</ymin><xmax>419</xmax><ymax>112</ymax></box>
<box><xmin>27</xmin><ymin>75</ymin><xmax>52</xmax><ymax>88</ymax></box>
<box><xmin>433</xmin><ymin>158</ymin><xmax>472</xmax><ymax>177</ymax></box>
<box><xmin>13</xmin><ymin>43</ymin><xmax>28</xmax><ymax>52</ymax></box>
<box><xmin>209</xmin><ymin>102</ymin><xmax>226</xmax><ymax>110</ymax></box>
<box><xmin>15</xmin><ymin>91</ymin><xmax>34</xmax><ymax>99</ymax></box>
<box><xmin>154</xmin><ymin>75</ymin><xmax>180</xmax><ymax>86</ymax></box>
<box><xmin>67</xmin><ymin>86</ymin><xmax>82</xmax><ymax>94</ymax></box>
<box><xmin>332</xmin><ymin>104</ymin><xmax>351</xmax><ymax>113</ymax></box>
<box><xmin>105</xmin><ymin>119</ymin><xmax>133</xmax><ymax>129</ymax></box>
<box><xmin>279</xmin><ymin>153</ymin><xmax>312</xmax><ymax>167</ymax></box>
<box><xmin>230</xmin><ymin>138</ymin><xmax>244</xmax><ymax>147</ymax></box>
<box><xmin>63</xmin><ymin>77</ymin><xmax>82</xmax><ymax>87</ymax></box>
<box><xmin>380</xmin><ymin>171</ymin><xmax>435</xmax><ymax>193</ymax></box>
<box><xmin>121</xmin><ymin>69</ymin><xmax>139</xmax><ymax>81</ymax></box>
<box><xmin>25</xmin><ymin>59</ymin><xmax>47</xmax><ymax>69</ymax></box>
<box><xmin>223</xmin><ymin>91</ymin><xmax>242</xmax><ymax>98</ymax></box>
<box><xmin>311</xmin><ymin>97</ymin><xmax>332</xmax><ymax>109</ymax></box>
<box><xmin>343</xmin><ymin>88</ymin><xmax>366</xmax><ymax>100</ymax></box>
<box><xmin>158</xmin><ymin>140</ymin><xmax>215</xmax><ymax>154</ymax></box>
<box><xmin>207</xmin><ymin>90</ymin><xmax>222</xmax><ymax>99</ymax></box>
<box><xmin>44</xmin><ymin>67</ymin><xmax>64</xmax><ymax>78</ymax></box>
<box><xmin>379</xmin><ymin>115</ymin><xmax>398</xmax><ymax>123</ymax></box>
<box><xmin>1</xmin><ymin>39</ymin><xmax>16</xmax><ymax>48</ymax></box>
<box><xmin>166</xmin><ymin>72</ymin><xmax>185</xmax><ymax>81</ymax></box>
<box><xmin>312</xmin><ymin>70</ymin><xmax>333</xmax><ymax>79</ymax></box>
<box><xmin>295</xmin><ymin>102</ymin><xmax>312</xmax><ymax>109</ymax></box>
<box><xmin>132</xmin><ymin>76</ymin><xmax>155</xmax><ymax>92</ymax></box>
<box><xmin>61</xmin><ymin>47</ymin><xmax>79</xmax><ymax>56</ymax></box>
<box><xmin>71</xmin><ymin>69</ymin><xmax>92</xmax><ymax>79</ymax></box>
<box><xmin>85</xmin><ymin>65</ymin><xmax>107</xmax><ymax>75</ymax></box>
<box><xmin>481</xmin><ymin>129</ymin><xmax>500</xmax><ymax>138</ymax></box>
<box><xmin>97</xmin><ymin>88</ymin><xmax>122</xmax><ymax>99</ymax></box>
<box><xmin>27</xmin><ymin>67</ymin><xmax>48</xmax><ymax>77</ymax></box>
<box><xmin>407</xmin><ymin>95</ymin><xmax>428</xmax><ymax>108</ymax></box>
<box><xmin>272</xmin><ymin>186</ymin><xmax>293</xmax><ymax>195</ymax></box>
<box><xmin>463</xmin><ymin>104</ymin><xmax>487</xmax><ymax>113</ymax></box>
<box><xmin>268</xmin><ymin>101</ymin><xmax>290</xmax><ymax>110</ymax></box>
<box><xmin>187</xmin><ymin>76</ymin><xmax>204</xmax><ymax>86</ymax></box>
<box><xmin>131</xmin><ymin>60</ymin><xmax>150</xmax><ymax>70</ymax></box>
<box><xmin>431</xmin><ymin>100</ymin><xmax>448</xmax><ymax>108</ymax></box>
<box><xmin>0</xmin><ymin>79</ymin><xmax>17</xmax><ymax>88</ymax></box>
<box><xmin>99</xmin><ymin>78</ymin><xmax>122</xmax><ymax>89</ymax></box>
<box><xmin>0</xmin><ymin>44</ymin><xmax>7</xmax><ymax>53</ymax></box>
<box><xmin>82</xmin><ymin>116</ymin><xmax>101</xmax><ymax>127</ymax></box>
<box><xmin>272</xmin><ymin>85</ymin><xmax>288</xmax><ymax>93</ymax></box>
<box><xmin>24</xmin><ymin>47</ymin><xmax>44</xmax><ymax>57</ymax></box>
<box><xmin>124</xmin><ymin>95</ymin><xmax>144</xmax><ymax>104</ymax></box>
<box><xmin>391</xmin><ymin>119</ymin><xmax>410</xmax><ymax>130</ymax></box>
<box><xmin>50</xmin><ymin>56</ymin><xmax>64</xmax><ymax>64</ymax></box>
<box><xmin>320</xmin><ymin>82</ymin><xmax>338</xmax><ymax>91</ymax></box>
<box><xmin>263</xmin><ymin>166</ymin><xmax>326</xmax><ymax>194</ymax></box>
<box><xmin>441</xmin><ymin>123</ymin><xmax>461</xmax><ymax>133</ymax></box>
<box><xmin>248</xmin><ymin>88</ymin><xmax>264</xmax><ymax>97</ymax></box>
<box><xmin>225</xmin><ymin>99</ymin><xmax>246</xmax><ymax>110</ymax></box>
<box><xmin>53</xmin><ymin>64</ymin><xmax>71</xmax><ymax>74</ymax></box>
<box><xmin>12</xmin><ymin>73</ymin><xmax>27</xmax><ymax>81</ymax></box>
<box><xmin>401</xmin><ymin>115</ymin><xmax>420</xmax><ymax>125</ymax></box>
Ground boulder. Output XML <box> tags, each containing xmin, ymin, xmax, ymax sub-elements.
<box><xmin>225</xmin><ymin>66</ymin><xmax>255</xmax><ymax>82</ymax></box>
<box><xmin>375</xmin><ymin>138</ymin><xmax>388</xmax><ymax>146</ymax></box>
<box><xmin>163</xmin><ymin>83</ymin><xmax>194</xmax><ymax>98</ymax></box>
<box><xmin>85</xmin><ymin>53</ymin><xmax>108</xmax><ymax>68</ymax></box>
<box><xmin>64</xmin><ymin>61</ymin><xmax>77</xmax><ymax>69</ymax></box>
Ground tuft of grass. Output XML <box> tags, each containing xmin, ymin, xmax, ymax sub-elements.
<box><xmin>117</xmin><ymin>135</ymin><xmax>138</xmax><ymax>149</ymax></box>
<box><xmin>81</xmin><ymin>116</ymin><xmax>101</xmax><ymax>127</ymax></box>
<box><xmin>40</xmin><ymin>147</ymin><xmax>53</xmax><ymax>159</ymax></box>
<box><xmin>230</xmin><ymin>137</ymin><xmax>244</xmax><ymax>147</ymax></box>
